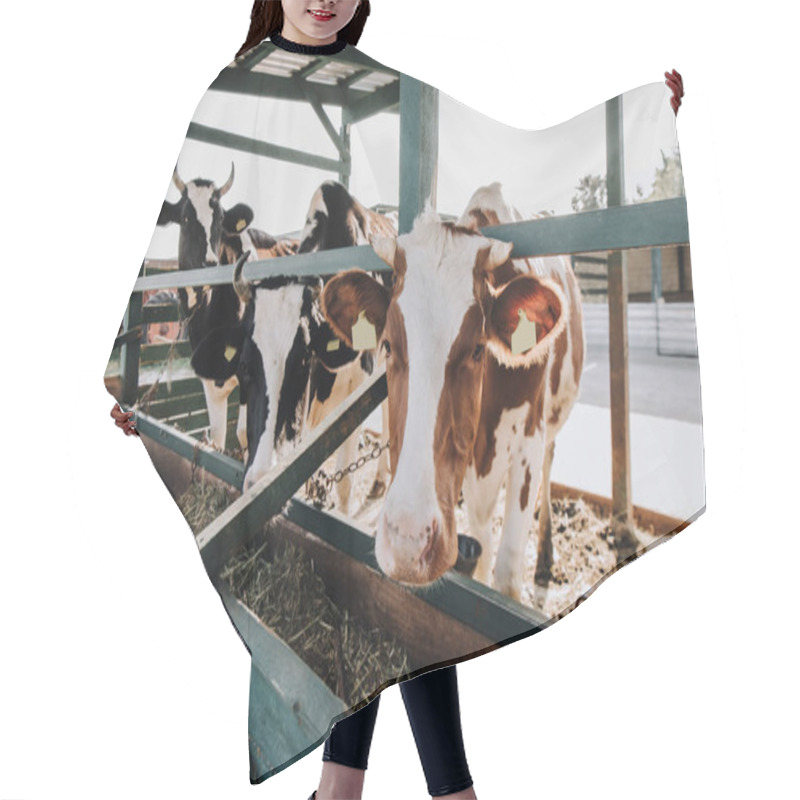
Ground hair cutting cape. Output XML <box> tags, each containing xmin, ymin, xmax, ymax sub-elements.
<box><xmin>103</xmin><ymin>32</ymin><xmax>705</xmax><ymax>784</ymax></box>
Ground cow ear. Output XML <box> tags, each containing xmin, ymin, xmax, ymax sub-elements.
<box><xmin>321</xmin><ymin>269</ymin><xmax>391</xmax><ymax>349</ymax></box>
<box><xmin>223</xmin><ymin>203</ymin><xmax>254</xmax><ymax>235</ymax></box>
<box><xmin>368</xmin><ymin>234</ymin><xmax>397</xmax><ymax>268</ymax></box>
<box><xmin>157</xmin><ymin>200</ymin><xmax>180</xmax><ymax>227</ymax></box>
<box><xmin>486</xmin><ymin>274</ymin><xmax>569</xmax><ymax>368</ymax></box>
<box><xmin>190</xmin><ymin>325</ymin><xmax>246</xmax><ymax>382</ymax></box>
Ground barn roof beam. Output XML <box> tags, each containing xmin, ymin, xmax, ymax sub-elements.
<box><xmin>185</xmin><ymin>121</ymin><xmax>342</xmax><ymax>173</ymax></box>
<box><xmin>210</xmin><ymin>67</ymin><xmax>400</xmax><ymax>116</ymax></box>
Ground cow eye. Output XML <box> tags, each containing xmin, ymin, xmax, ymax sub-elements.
<box><xmin>381</xmin><ymin>338</ymin><xmax>392</xmax><ymax>357</ymax></box>
<box><xmin>472</xmin><ymin>343</ymin><xmax>485</xmax><ymax>362</ymax></box>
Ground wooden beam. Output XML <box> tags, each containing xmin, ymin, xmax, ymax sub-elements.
<box><xmin>284</xmin><ymin>499</ymin><xmax>549</xmax><ymax>644</ymax></box>
<box><xmin>344</xmin><ymin>80</ymin><xmax>401</xmax><ymax>124</ymax></box>
<box><xmin>301</xmin><ymin>81</ymin><xmax>349</xmax><ymax>161</ymax></box>
<box><xmin>210</xmin><ymin>48</ymin><xmax>399</xmax><ymax>104</ymax></box>
<box><xmin>605</xmin><ymin>94</ymin><xmax>637</xmax><ymax>552</ymax></box>
<box><xmin>234</xmin><ymin>41</ymin><xmax>273</xmax><ymax>71</ymax></box>
<box><xmin>186</xmin><ymin>122</ymin><xmax>341</xmax><ymax>173</ymax></box>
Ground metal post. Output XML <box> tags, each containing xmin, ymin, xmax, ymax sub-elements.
<box><xmin>652</xmin><ymin>246</ymin><xmax>664</xmax><ymax>356</ymax></box>
<box><xmin>399</xmin><ymin>75</ymin><xmax>439</xmax><ymax>233</ymax></box>
<box><xmin>651</xmin><ymin>246</ymin><xmax>663</xmax><ymax>303</ymax></box>
<box><xmin>338</xmin><ymin>118</ymin><xmax>351</xmax><ymax>190</ymax></box>
<box><xmin>605</xmin><ymin>94</ymin><xmax>638</xmax><ymax>555</ymax></box>
<box><xmin>120</xmin><ymin>291</ymin><xmax>142</xmax><ymax>407</ymax></box>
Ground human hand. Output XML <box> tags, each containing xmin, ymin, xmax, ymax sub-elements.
<box><xmin>665</xmin><ymin>68</ymin><xmax>684</xmax><ymax>116</ymax></box>
<box><xmin>110</xmin><ymin>402</ymin><xmax>139</xmax><ymax>437</ymax></box>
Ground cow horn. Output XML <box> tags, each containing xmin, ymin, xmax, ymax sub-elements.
<box><xmin>233</xmin><ymin>250</ymin><xmax>252</xmax><ymax>304</ymax></box>
<box><xmin>484</xmin><ymin>239</ymin><xmax>515</xmax><ymax>272</ymax></box>
<box><xmin>172</xmin><ymin>164</ymin><xmax>186</xmax><ymax>194</ymax></box>
<box><xmin>219</xmin><ymin>162</ymin><xmax>235</xmax><ymax>197</ymax></box>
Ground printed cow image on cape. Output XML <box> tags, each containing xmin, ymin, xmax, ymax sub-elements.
<box><xmin>103</xmin><ymin>31</ymin><xmax>706</xmax><ymax>784</ymax></box>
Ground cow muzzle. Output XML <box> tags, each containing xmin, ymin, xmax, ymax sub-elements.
<box><xmin>375</xmin><ymin>508</ymin><xmax>456</xmax><ymax>585</ymax></box>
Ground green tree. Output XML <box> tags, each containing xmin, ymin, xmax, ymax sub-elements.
<box><xmin>645</xmin><ymin>146</ymin><xmax>685</xmax><ymax>200</ymax></box>
<box><xmin>571</xmin><ymin>173</ymin><xmax>607</xmax><ymax>211</ymax></box>
<box><xmin>570</xmin><ymin>144</ymin><xmax>684</xmax><ymax>211</ymax></box>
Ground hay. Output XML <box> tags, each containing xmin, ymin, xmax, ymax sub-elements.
<box><xmin>521</xmin><ymin>495</ymin><xmax>657</xmax><ymax>616</ymax></box>
<box><xmin>222</xmin><ymin>537</ymin><xmax>409</xmax><ymax>706</ymax></box>
<box><xmin>177</xmin><ymin>480</ymin><xmax>236</xmax><ymax>535</ymax></box>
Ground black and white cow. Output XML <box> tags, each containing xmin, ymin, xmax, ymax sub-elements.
<box><xmin>157</xmin><ymin>162</ymin><xmax>298</xmax><ymax>453</ymax></box>
<box><xmin>212</xmin><ymin>181</ymin><xmax>397</xmax><ymax>502</ymax></box>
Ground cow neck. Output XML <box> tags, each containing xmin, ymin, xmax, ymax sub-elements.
<box><xmin>269</xmin><ymin>31</ymin><xmax>348</xmax><ymax>55</ymax></box>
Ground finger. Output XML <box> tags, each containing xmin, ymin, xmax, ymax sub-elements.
<box><xmin>665</xmin><ymin>69</ymin><xmax>683</xmax><ymax>95</ymax></box>
<box><xmin>111</xmin><ymin>405</ymin><xmax>133</xmax><ymax>423</ymax></box>
<box><xmin>117</xmin><ymin>417</ymin><xmax>136</xmax><ymax>433</ymax></box>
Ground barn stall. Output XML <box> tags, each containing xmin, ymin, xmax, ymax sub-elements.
<box><xmin>104</xmin><ymin>39</ymin><xmax>697</xmax><ymax>779</ymax></box>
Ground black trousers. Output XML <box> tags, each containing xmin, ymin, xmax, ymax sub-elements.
<box><xmin>322</xmin><ymin>664</ymin><xmax>473</xmax><ymax>797</ymax></box>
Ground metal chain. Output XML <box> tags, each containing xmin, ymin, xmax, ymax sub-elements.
<box><xmin>325</xmin><ymin>439</ymin><xmax>390</xmax><ymax>491</ymax></box>
<box><xmin>306</xmin><ymin>434</ymin><xmax>389</xmax><ymax>508</ymax></box>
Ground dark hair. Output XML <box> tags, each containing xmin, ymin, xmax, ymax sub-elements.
<box><xmin>236</xmin><ymin>0</ymin><xmax>371</xmax><ymax>59</ymax></box>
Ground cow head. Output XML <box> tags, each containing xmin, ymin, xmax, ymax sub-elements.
<box><xmin>320</xmin><ymin>203</ymin><xmax>568</xmax><ymax>585</ymax></box>
<box><xmin>157</xmin><ymin>163</ymin><xmax>254</xmax><ymax>314</ymax></box>
<box><xmin>228</xmin><ymin>256</ymin><xmax>327</xmax><ymax>493</ymax></box>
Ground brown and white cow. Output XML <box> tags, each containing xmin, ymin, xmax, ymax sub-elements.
<box><xmin>321</xmin><ymin>182</ymin><xmax>584</xmax><ymax>601</ymax></box>
<box><xmin>230</xmin><ymin>181</ymin><xmax>397</xmax><ymax>511</ymax></box>
<box><xmin>296</xmin><ymin>181</ymin><xmax>396</xmax><ymax>508</ymax></box>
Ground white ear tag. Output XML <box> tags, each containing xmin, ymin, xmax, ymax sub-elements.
<box><xmin>511</xmin><ymin>308</ymin><xmax>537</xmax><ymax>355</ymax></box>
<box><xmin>351</xmin><ymin>309</ymin><xmax>377</xmax><ymax>350</ymax></box>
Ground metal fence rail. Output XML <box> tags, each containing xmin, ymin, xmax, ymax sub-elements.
<box><xmin>125</xmin><ymin>197</ymin><xmax>688</xmax><ymax>294</ymax></box>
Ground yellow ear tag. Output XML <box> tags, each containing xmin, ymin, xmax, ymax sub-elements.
<box><xmin>511</xmin><ymin>308</ymin><xmax>537</xmax><ymax>355</ymax></box>
<box><xmin>236</xmin><ymin>218</ymin><xmax>247</xmax><ymax>232</ymax></box>
<box><xmin>326</xmin><ymin>338</ymin><xmax>341</xmax><ymax>352</ymax></box>
<box><xmin>351</xmin><ymin>310</ymin><xmax>377</xmax><ymax>350</ymax></box>
<box><xmin>224</xmin><ymin>344</ymin><xmax>238</xmax><ymax>362</ymax></box>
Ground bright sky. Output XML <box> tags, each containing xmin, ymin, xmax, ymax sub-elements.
<box><xmin>144</xmin><ymin>77</ymin><xmax>679</xmax><ymax>260</ymax></box>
